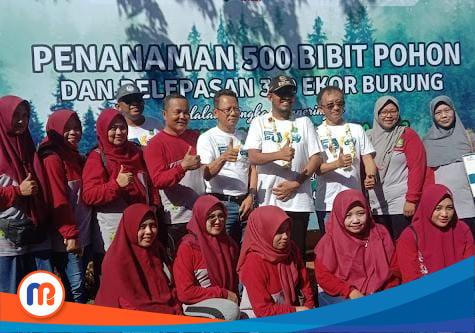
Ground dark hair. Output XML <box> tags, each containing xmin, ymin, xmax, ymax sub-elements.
<box><xmin>163</xmin><ymin>93</ymin><xmax>188</xmax><ymax>111</ymax></box>
<box><xmin>317</xmin><ymin>86</ymin><xmax>344</xmax><ymax>105</ymax></box>
<box><xmin>213</xmin><ymin>89</ymin><xmax>237</xmax><ymax>108</ymax></box>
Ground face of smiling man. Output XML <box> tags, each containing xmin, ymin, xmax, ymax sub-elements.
<box><xmin>268</xmin><ymin>87</ymin><xmax>296</xmax><ymax>120</ymax></box>
<box><xmin>163</xmin><ymin>97</ymin><xmax>190</xmax><ymax>136</ymax></box>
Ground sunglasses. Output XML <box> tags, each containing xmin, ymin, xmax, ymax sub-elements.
<box><xmin>274</xmin><ymin>92</ymin><xmax>296</xmax><ymax>99</ymax></box>
<box><xmin>120</xmin><ymin>94</ymin><xmax>144</xmax><ymax>105</ymax></box>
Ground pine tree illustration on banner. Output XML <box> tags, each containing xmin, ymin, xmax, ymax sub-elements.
<box><xmin>28</xmin><ymin>100</ymin><xmax>44</xmax><ymax>147</ymax></box>
<box><xmin>79</xmin><ymin>106</ymin><xmax>97</xmax><ymax>154</ymax></box>
<box><xmin>50</xmin><ymin>74</ymin><xmax>75</xmax><ymax>112</ymax></box>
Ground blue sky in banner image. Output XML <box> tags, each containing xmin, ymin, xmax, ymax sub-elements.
<box><xmin>0</xmin><ymin>0</ymin><xmax>473</xmax><ymax>140</ymax></box>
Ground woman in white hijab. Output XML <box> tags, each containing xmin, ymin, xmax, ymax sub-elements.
<box><xmin>423</xmin><ymin>95</ymin><xmax>475</xmax><ymax>237</ymax></box>
<box><xmin>367</xmin><ymin>96</ymin><xmax>427</xmax><ymax>240</ymax></box>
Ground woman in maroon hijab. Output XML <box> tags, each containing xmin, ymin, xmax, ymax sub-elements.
<box><xmin>38</xmin><ymin>109</ymin><xmax>91</xmax><ymax>303</ymax></box>
<box><xmin>82</xmin><ymin>108</ymin><xmax>154</xmax><ymax>255</ymax></box>
<box><xmin>0</xmin><ymin>96</ymin><xmax>52</xmax><ymax>294</ymax></box>
<box><xmin>397</xmin><ymin>184</ymin><xmax>473</xmax><ymax>283</ymax></box>
<box><xmin>173</xmin><ymin>195</ymin><xmax>240</xmax><ymax>320</ymax></box>
<box><xmin>314</xmin><ymin>189</ymin><xmax>400</xmax><ymax>306</ymax></box>
<box><xmin>238</xmin><ymin>206</ymin><xmax>314</xmax><ymax>318</ymax></box>
<box><xmin>95</xmin><ymin>203</ymin><xmax>181</xmax><ymax>314</ymax></box>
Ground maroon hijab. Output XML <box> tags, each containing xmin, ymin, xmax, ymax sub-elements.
<box><xmin>237</xmin><ymin>206</ymin><xmax>299</xmax><ymax>305</ymax></box>
<box><xmin>95</xmin><ymin>203</ymin><xmax>181</xmax><ymax>314</ymax></box>
<box><xmin>181</xmin><ymin>195</ymin><xmax>238</xmax><ymax>291</ymax></box>
<box><xmin>0</xmin><ymin>95</ymin><xmax>49</xmax><ymax>224</ymax></box>
<box><xmin>409</xmin><ymin>184</ymin><xmax>473</xmax><ymax>272</ymax></box>
<box><xmin>38</xmin><ymin>109</ymin><xmax>83</xmax><ymax>179</ymax></box>
<box><xmin>315</xmin><ymin>189</ymin><xmax>394</xmax><ymax>294</ymax></box>
<box><xmin>95</xmin><ymin>108</ymin><xmax>146</xmax><ymax>201</ymax></box>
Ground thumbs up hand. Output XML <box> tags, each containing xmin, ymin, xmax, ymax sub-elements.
<box><xmin>337</xmin><ymin>146</ymin><xmax>353</xmax><ymax>168</ymax></box>
<box><xmin>221</xmin><ymin>138</ymin><xmax>239</xmax><ymax>163</ymax></box>
<box><xmin>180</xmin><ymin>146</ymin><xmax>201</xmax><ymax>171</ymax></box>
<box><xmin>116</xmin><ymin>165</ymin><xmax>134</xmax><ymax>188</ymax></box>
<box><xmin>19</xmin><ymin>173</ymin><xmax>38</xmax><ymax>196</ymax></box>
<box><xmin>279</xmin><ymin>140</ymin><xmax>295</xmax><ymax>162</ymax></box>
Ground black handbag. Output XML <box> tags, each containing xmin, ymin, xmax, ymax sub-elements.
<box><xmin>0</xmin><ymin>218</ymin><xmax>38</xmax><ymax>248</ymax></box>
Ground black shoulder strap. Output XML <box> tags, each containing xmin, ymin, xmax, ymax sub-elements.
<box><xmin>91</xmin><ymin>148</ymin><xmax>108</xmax><ymax>176</ymax></box>
<box><xmin>100</xmin><ymin>150</ymin><xmax>107</xmax><ymax>169</ymax></box>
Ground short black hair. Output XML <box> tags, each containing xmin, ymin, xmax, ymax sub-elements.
<box><xmin>317</xmin><ymin>86</ymin><xmax>344</xmax><ymax>105</ymax></box>
<box><xmin>163</xmin><ymin>93</ymin><xmax>188</xmax><ymax>110</ymax></box>
<box><xmin>214</xmin><ymin>89</ymin><xmax>238</xmax><ymax>108</ymax></box>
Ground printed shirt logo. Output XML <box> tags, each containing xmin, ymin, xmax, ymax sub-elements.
<box><xmin>139</xmin><ymin>134</ymin><xmax>148</xmax><ymax>146</ymax></box>
<box><xmin>263</xmin><ymin>131</ymin><xmax>302</xmax><ymax>143</ymax></box>
<box><xmin>17</xmin><ymin>270</ymin><xmax>65</xmax><ymax>318</ymax></box>
<box><xmin>321</xmin><ymin>137</ymin><xmax>352</xmax><ymax>150</ymax></box>
<box><xmin>218</xmin><ymin>144</ymin><xmax>248</xmax><ymax>159</ymax></box>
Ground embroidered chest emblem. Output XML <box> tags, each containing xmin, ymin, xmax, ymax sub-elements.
<box><xmin>395</xmin><ymin>138</ymin><xmax>404</xmax><ymax>148</ymax></box>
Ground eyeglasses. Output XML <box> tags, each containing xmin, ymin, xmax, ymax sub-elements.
<box><xmin>320</xmin><ymin>101</ymin><xmax>345</xmax><ymax>110</ymax></box>
<box><xmin>379</xmin><ymin>110</ymin><xmax>399</xmax><ymax>117</ymax></box>
<box><xmin>207</xmin><ymin>212</ymin><xmax>226</xmax><ymax>222</ymax></box>
<box><xmin>216</xmin><ymin>107</ymin><xmax>241</xmax><ymax>115</ymax></box>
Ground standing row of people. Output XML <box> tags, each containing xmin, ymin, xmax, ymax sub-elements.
<box><xmin>1</xmin><ymin>74</ymin><xmax>473</xmax><ymax>316</ymax></box>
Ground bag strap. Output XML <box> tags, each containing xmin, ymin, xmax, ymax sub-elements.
<box><xmin>100</xmin><ymin>150</ymin><xmax>107</xmax><ymax>170</ymax></box>
<box><xmin>93</xmin><ymin>148</ymin><xmax>109</xmax><ymax>177</ymax></box>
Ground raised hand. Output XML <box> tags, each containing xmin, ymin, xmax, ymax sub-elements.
<box><xmin>180</xmin><ymin>146</ymin><xmax>201</xmax><ymax>171</ymax></box>
<box><xmin>19</xmin><ymin>173</ymin><xmax>38</xmax><ymax>196</ymax></box>
<box><xmin>116</xmin><ymin>165</ymin><xmax>133</xmax><ymax>188</ymax></box>
<box><xmin>221</xmin><ymin>138</ymin><xmax>239</xmax><ymax>162</ymax></box>
<box><xmin>279</xmin><ymin>141</ymin><xmax>295</xmax><ymax>162</ymax></box>
<box><xmin>337</xmin><ymin>147</ymin><xmax>353</xmax><ymax>168</ymax></box>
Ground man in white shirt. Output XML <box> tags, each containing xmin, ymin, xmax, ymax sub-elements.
<box><xmin>314</xmin><ymin>85</ymin><xmax>377</xmax><ymax>233</ymax></box>
<box><xmin>115</xmin><ymin>83</ymin><xmax>163</xmax><ymax>146</ymax></box>
<box><xmin>244</xmin><ymin>75</ymin><xmax>323</xmax><ymax>259</ymax></box>
<box><xmin>197</xmin><ymin>89</ymin><xmax>257</xmax><ymax>244</ymax></box>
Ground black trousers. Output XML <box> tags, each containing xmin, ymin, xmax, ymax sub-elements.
<box><xmin>164</xmin><ymin>223</ymin><xmax>188</xmax><ymax>260</ymax></box>
<box><xmin>373</xmin><ymin>214</ymin><xmax>411</xmax><ymax>240</ymax></box>
<box><xmin>285</xmin><ymin>211</ymin><xmax>310</xmax><ymax>261</ymax></box>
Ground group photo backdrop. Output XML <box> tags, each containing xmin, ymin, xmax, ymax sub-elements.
<box><xmin>0</xmin><ymin>0</ymin><xmax>473</xmax><ymax>153</ymax></box>
<box><xmin>0</xmin><ymin>1</ymin><xmax>474</xmax><ymax>332</ymax></box>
